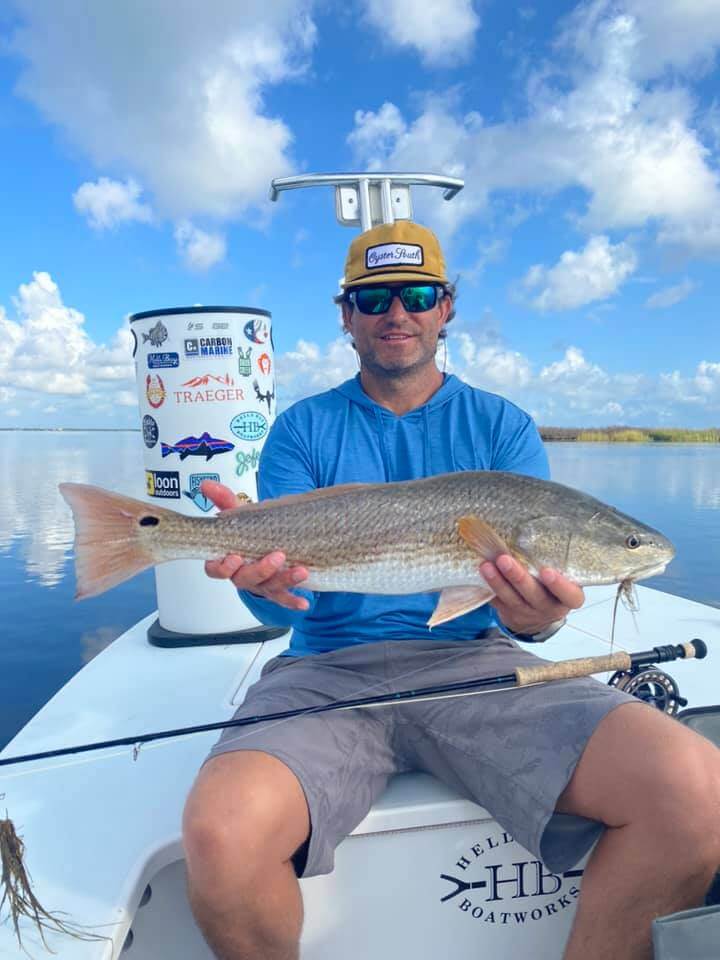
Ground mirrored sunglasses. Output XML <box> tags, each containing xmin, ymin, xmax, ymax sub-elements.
<box><xmin>347</xmin><ymin>284</ymin><xmax>442</xmax><ymax>315</ymax></box>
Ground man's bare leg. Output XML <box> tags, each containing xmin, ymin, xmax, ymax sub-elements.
<box><xmin>182</xmin><ymin>751</ymin><xmax>310</xmax><ymax>960</ymax></box>
<box><xmin>557</xmin><ymin>702</ymin><xmax>720</xmax><ymax>960</ymax></box>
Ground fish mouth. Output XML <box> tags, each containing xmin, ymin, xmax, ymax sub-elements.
<box><xmin>630</xmin><ymin>560</ymin><xmax>671</xmax><ymax>582</ymax></box>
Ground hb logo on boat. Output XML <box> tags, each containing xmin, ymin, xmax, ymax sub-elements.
<box><xmin>145</xmin><ymin>470</ymin><xmax>181</xmax><ymax>499</ymax></box>
<box><xmin>439</xmin><ymin>826</ymin><xmax>583</xmax><ymax>927</ymax></box>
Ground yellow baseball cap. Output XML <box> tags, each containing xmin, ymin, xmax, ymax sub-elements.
<box><xmin>342</xmin><ymin>221</ymin><xmax>448</xmax><ymax>289</ymax></box>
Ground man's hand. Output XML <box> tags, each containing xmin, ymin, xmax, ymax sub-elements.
<box><xmin>479</xmin><ymin>554</ymin><xmax>584</xmax><ymax>637</ymax></box>
<box><xmin>200</xmin><ymin>480</ymin><xmax>310</xmax><ymax>611</ymax></box>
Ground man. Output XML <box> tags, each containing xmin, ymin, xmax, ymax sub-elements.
<box><xmin>182</xmin><ymin>222</ymin><xmax>720</xmax><ymax>960</ymax></box>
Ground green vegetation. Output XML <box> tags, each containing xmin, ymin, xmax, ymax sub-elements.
<box><xmin>540</xmin><ymin>426</ymin><xmax>720</xmax><ymax>443</ymax></box>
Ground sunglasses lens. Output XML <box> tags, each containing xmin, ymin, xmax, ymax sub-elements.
<box><xmin>351</xmin><ymin>284</ymin><xmax>441</xmax><ymax>314</ymax></box>
<box><xmin>400</xmin><ymin>285</ymin><xmax>437</xmax><ymax>312</ymax></box>
<box><xmin>354</xmin><ymin>288</ymin><xmax>392</xmax><ymax>314</ymax></box>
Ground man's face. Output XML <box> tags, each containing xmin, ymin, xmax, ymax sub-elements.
<box><xmin>342</xmin><ymin>284</ymin><xmax>451</xmax><ymax>378</ymax></box>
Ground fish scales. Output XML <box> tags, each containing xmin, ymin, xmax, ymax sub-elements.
<box><xmin>59</xmin><ymin>471</ymin><xmax>675</xmax><ymax>608</ymax></box>
<box><xmin>148</xmin><ymin>472</ymin><xmax>630</xmax><ymax>578</ymax></box>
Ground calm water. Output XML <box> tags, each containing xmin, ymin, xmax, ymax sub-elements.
<box><xmin>1</xmin><ymin>433</ymin><xmax>719</xmax><ymax>750</ymax></box>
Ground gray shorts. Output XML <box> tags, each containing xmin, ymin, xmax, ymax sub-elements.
<box><xmin>206</xmin><ymin>635</ymin><xmax>637</xmax><ymax>878</ymax></box>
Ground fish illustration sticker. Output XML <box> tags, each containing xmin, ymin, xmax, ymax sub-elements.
<box><xmin>230</xmin><ymin>411</ymin><xmax>268</xmax><ymax>442</ymax></box>
<box><xmin>146</xmin><ymin>374</ymin><xmax>166</xmax><ymax>409</ymax></box>
<box><xmin>161</xmin><ymin>432</ymin><xmax>235</xmax><ymax>460</ymax></box>
<box><xmin>142</xmin><ymin>320</ymin><xmax>169</xmax><ymax>348</ymax></box>
<box><xmin>184</xmin><ymin>473</ymin><xmax>220</xmax><ymax>512</ymax></box>
<box><xmin>244</xmin><ymin>318</ymin><xmax>269</xmax><ymax>344</ymax></box>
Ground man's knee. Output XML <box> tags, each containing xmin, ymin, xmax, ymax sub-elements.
<box><xmin>652</xmin><ymin>731</ymin><xmax>720</xmax><ymax>869</ymax></box>
<box><xmin>182</xmin><ymin>750</ymin><xmax>310</xmax><ymax>887</ymax></box>
<box><xmin>561</xmin><ymin>704</ymin><xmax>720</xmax><ymax>860</ymax></box>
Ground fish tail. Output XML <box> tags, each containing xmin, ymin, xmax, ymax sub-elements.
<box><xmin>160</xmin><ymin>443</ymin><xmax>173</xmax><ymax>457</ymax></box>
<box><xmin>59</xmin><ymin>483</ymin><xmax>171</xmax><ymax>599</ymax></box>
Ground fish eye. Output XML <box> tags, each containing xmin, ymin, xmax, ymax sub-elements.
<box><xmin>139</xmin><ymin>516</ymin><xmax>160</xmax><ymax>527</ymax></box>
<box><xmin>625</xmin><ymin>533</ymin><xmax>641</xmax><ymax>549</ymax></box>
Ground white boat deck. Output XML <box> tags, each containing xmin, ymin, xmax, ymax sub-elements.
<box><xmin>1</xmin><ymin>585</ymin><xmax>718</xmax><ymax>958</ymax></box>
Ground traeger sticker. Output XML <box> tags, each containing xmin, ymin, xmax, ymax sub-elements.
<box><xmin>173</xmin><ymin>373</ymin><xmax>244</xmax><ymax>404</ymax></box>
<box><xmin>148</xmin><ymin>352</ymin><xmax>179</xmax><ymax>369</ymax></box>
<box><xmin>146</xmin><ymin>374</ymin><xmax>166</xmax><ymax>409</ymax></box>
<box><xmin>253</xmin><ymin>379</ymin><xmax>274</xmax><ymax>413</ymax></box>
<box><xmin>160</xmin><ymin>432</ymin><xmax>234</xmax><ymax>461</ymax></box>
<box><xmin>244</xmin><ymin>317</ymin><xmax>269</xmax><ymax>344</ymax></box>
<box><xmin>440</xmin><ymin>826</ymin><xmax>583</xmax><ymax>926</ymax></box>
<box><xmin>142</xmin><ymin>319</ymin><xmax>169</xmax><ymax>348</ymax></box>
<box><xmin>142</xmin><ymin>415</ymin><xmax>159</xmax><ymax>449</ymax></box>
<box><xmin>236</xmin><ymin>447</ymin><xmax>261</xmax><ymax>477</ymax></box>
<box><xmin>184</xmin><ymin>472</ymin><xmax>220</xmax><ymax>512</ymax></box>
<box><xmin>366</xmin><ymin>242</ymin><xmax>423</xmax><ymax>270</ymax></box>
<box><xmin>184</xmin><ymin>336</ymin><xmax>233</xmax><ymax>359</ymax></box>
<box><xmin>146</xmin><ymin>469</ymin><xmax>181</xmax><ymax>499</ymax></box>
<box><xmin>237</xmin><ymin>346</ymin><xmax>252</xmax><ymax>377</ymax></box>
<box><xmin>230</xmin><ymin>411</ymin><xmax>268</xmax><ymax>442</ymax></box>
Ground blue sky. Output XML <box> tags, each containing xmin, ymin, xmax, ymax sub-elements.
<box><xmin>1</xmin><ymin>0</ymin><xmax>719</xmax><ymax>429</ymax></box>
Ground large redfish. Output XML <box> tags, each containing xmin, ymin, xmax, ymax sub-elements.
<box><xmin>59</xmin><ymin>472</ymin><xmax>674</xmax><ymax>626</ymax></box>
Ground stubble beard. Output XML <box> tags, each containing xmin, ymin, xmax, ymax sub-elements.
<box><xmin>359</xmin><ymin>340</ymin><xmax>439</xmax><ymax>381</ymax></box>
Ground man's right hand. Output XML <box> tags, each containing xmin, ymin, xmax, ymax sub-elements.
<box><xmin>200</xmin><ymin>480</ymin><xmax>310</xmax><ymax>611</ymax></box>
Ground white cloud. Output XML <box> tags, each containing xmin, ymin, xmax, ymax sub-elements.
<box><xmin>276</xmin><ymin>337</ymin><xmax>357</xmax><ymax>408</ymax></box>
<box><xmin>174</xmin><ymin>222</ymin><xmax>227</xmax><ymax>271</ymax></box>
<box><xmin>0</xmin><ymin>272</ymin><xmax>134</xmax><ymax>401</ymax></box>
<box><xmin>362</xmin><ymin>0</ymin><xmax>480</xmax><ymax>66</ymax></box>
<box><xmin>73</xmin><ymin>177</ymin><xmax>153</xmax><ymax>230</ymax></box>
<box><xmin>561</xmin><ymin>0</ymin><xmax>720</xmax><ymax>81</ymax></box>
<box><xmin>645</xmin><ymin>278</ymin><xmax>695</xmax><ymax>309</ymax></box>
<box><xmin>347</xmin><ymin>6</ymin><xmax>720</xmax><ymax>254</ymax></box>
<box><xmin>453</xmin><ymin>333</ymin><xmax>532</xmax><ymax>390</ymax></box>
<box><xmin>347</xmin><ymin>103</ymin><xmax>407</xmax><ymax>163</ymax></box>
<box><xmin>9</xmin><ymin>1</ymin><xmax>316</xmax><ymax>221</ymax></box>
<box><xmin>523</xmin><ymin>236</ymin><xmax>637</xmax><ymax>311</ymax></box>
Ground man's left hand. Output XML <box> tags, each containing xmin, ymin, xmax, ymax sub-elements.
<box><xmin>479</xmin><ymin>554</ymin><xmax>584</xmax><ymax>637</ymax></box>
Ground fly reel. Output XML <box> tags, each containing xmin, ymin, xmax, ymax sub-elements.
<box><xmin>608</xmin><ymin>666</ymin><xmax>687</xmax><ymax>716</ymax></box>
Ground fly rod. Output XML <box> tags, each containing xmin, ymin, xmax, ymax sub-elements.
<box><xmin>0</xmin><ymin>641</ymin><xmax>706</xmax><ymax>770</ymax></box>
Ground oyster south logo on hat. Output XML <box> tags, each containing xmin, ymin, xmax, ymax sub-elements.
<box><xmin>366</xmin><ymin>243</ymin><xmax>423</xmax><ymax>268</ymax></box>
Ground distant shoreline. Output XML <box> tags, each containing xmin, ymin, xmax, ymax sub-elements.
<box><xmin>539</xmin><ymin>427</ymin><xmax>720</xmax><ymax>442</ymax></box>
<box><xmin>1</xmin><ymin>426</ymin><xmax>718</xmax><ymax>442</ymax></box>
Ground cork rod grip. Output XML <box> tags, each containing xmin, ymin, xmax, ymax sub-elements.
<box><xmin>515</xmin><ymin>652</ymin><xmax>633</xmax><ymax>686</ymax></box>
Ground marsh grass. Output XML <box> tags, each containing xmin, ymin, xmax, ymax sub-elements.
<box><xmin>541</xmin><ymin>427</ymin><xmax>720</xmax><ymax>443</ymax></box>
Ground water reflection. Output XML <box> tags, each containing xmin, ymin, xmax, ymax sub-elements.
<box><xmin>0</xmin><ymin>431</ymin><xmax>145</xmax><ymax>586</ymax></box>
<box><xmin>548</xmin><ymin>443</ymin><xmax>720</xmax><ymax>512</ymax></box>
<box><xmin>547</xmin><ymin>443</ymin><xmax>720</xmax><ymax>608</ymax></box>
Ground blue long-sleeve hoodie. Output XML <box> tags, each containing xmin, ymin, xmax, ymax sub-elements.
<box><xmin>241</xmin><ymin>373</ymin><xmax>549</xmax><ymax>655</ymax></box>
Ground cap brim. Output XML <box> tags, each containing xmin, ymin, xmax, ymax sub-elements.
<box><xmin>343</xmin><ymin>270</ymin><xmax>448</xmax><ymax>289</ymax></box>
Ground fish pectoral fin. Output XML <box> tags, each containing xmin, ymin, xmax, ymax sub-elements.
<box><xmin>457</xmin><ymin>515</ymin><xmax>511</xmax><ymax>561</ymax></box>
<box><xmin>428</xmin><ymin>585</ymin><xmax>496</xmax><ymax>628</ymax></box>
